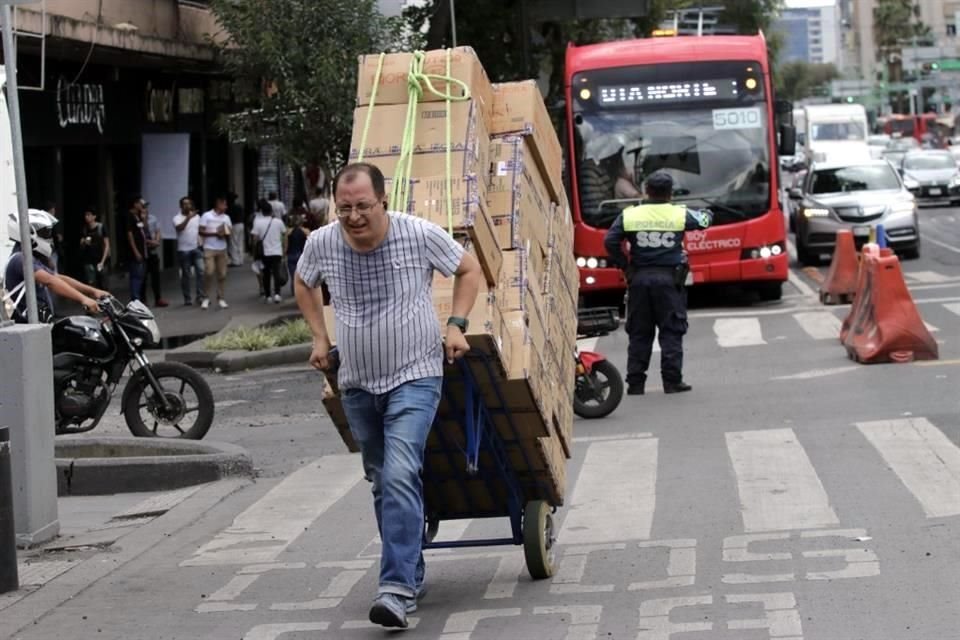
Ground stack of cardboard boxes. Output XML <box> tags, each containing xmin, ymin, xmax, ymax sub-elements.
<box><xmin>321</xmin><ymin>47</ymin><xmax>579</xmax><ymax>512</ymax></box>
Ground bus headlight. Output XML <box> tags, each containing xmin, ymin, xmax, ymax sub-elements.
<box><xmin>576</xmin><ymin>257</ymin><xmax>587</xmax><ymax>268</ymax></box>
<box><xmin>586</xmin><ymin>257</ymin><xmax>599</xmax><ymax>269</ymax></box>
<box><xmin>759</xmin><ymin>246</ymin><xmax>772</xmax><ymax>259</ymax></box>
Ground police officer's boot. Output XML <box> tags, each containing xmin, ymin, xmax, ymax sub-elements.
<box><xmin>627</xmin><ymin>374</ymin><xmax>645</xmax><ymax>396</ymax></box>
<box><xmin>663</xmin><ymin>381</ymin><xmax>692</xmax><ymax>394</ymax></box>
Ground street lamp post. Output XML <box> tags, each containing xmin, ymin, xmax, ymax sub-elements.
<box><xmin>449</xmin><ymin>0</ymin><xmax>457</xmax><ymax>48</ymax></box>
<box><xmin>1</xmin><ymin>0</ymin><xmax>38</xmax><ymax>323</ymax></box>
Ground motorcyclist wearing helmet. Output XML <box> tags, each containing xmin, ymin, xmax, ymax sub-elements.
<box><xmin>4</xmin><ymin>209</ymin><xmax>108</xmax><ymax>322</ymax></box>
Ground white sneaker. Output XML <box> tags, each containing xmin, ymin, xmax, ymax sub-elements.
<box><xmin>263</xmin><ymin>296</ymin><xmax>271</xmax><ymax>304</ymax></box>
<box><xmin>218</xmin><ymin>299</ymin><xmax>229</xmax><ymax>309</ymax></box>
<box><xmin>272</xmin><ymin>294</ymin><xmax>282</xmax><ymax>304</ymax></box>
<box><xmin>200</xmin><ymin>298</ymin><xmax>210</xmax><ymax>310</ymax></box>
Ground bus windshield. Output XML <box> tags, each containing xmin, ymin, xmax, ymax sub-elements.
<box><xmin>571</xmin><ymin>61</ymin><xmax>771</xmax><ymax>229</ymax></box>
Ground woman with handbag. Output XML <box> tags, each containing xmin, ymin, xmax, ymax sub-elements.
<box><xmin>251</xmin><ymin>200</ymin><xmax>287</xmax><ymax>303</ymax></box>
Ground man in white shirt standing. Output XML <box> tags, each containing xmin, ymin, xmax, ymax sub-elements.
<box><xmin>251</xmin><ymin>200</ymin><xmax>286</xmax><ymax>303</ymax></box>
<box><xmin>199</xmin><ymin>195</ymin><xmax>232</xmax><ymax>309</ymax></box>
<box><xmin>308</xmin><ymin>187</ymin><xmax>330</xmax><ymax>226</ymax></box>
<box><xmin>172</xmin><ymin>196</ymin><xmax>205</xmax><ymax>306</ymax></box>
<box><xmin>267</xmin><ymin>191</ymin><xmax>286</xmax><ymax>220</ymax></box>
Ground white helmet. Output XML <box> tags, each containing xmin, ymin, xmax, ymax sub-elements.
<box><xmin>7</xmin><ymin>208</ymin><xmax>58</xmax><ymax>258</ymax></box>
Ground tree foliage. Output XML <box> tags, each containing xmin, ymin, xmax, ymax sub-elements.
<box><xmin>209</xmin><ymin>0</ymin><xmax>403</xmax><ymax>167</ymax></box>
<box><xmin>776</xmin><ymin>61</ymin><xmax>840</xmax><ymax>101</ymax></box>
<box><xmin>873</xmin><ymin>0</ymin><xmax>933</xmax><ymax>82</ymax></box>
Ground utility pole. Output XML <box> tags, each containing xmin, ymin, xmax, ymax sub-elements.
<box><xmin>1</xmin><ymin>1</ymin><xmax>38</xmax><ymax>323</ymax></box>
<box><xmin>449</xmin><ymin>0</ymin><xmax>457</xmax><ymax>48</ymax></box>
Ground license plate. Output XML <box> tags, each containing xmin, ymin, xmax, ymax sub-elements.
<box><xmin>928</xmin><ymin>188</ymin><xmax>942</xmax><ymax>196</ymax></box>
<box><xmin>853</xmin><ymin>226</ymin><xmax>870</xmax><ymax>238</ymax></box>
<box><xmin>684</xmin><ymin>271</ymin><xmax>694</xmax><ymax>286</ymax></box>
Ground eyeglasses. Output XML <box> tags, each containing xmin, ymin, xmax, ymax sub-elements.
<box><xmin>335</xmin><ymin>201</ymin><xmax>379</xmax><ymax>218</ymax></box>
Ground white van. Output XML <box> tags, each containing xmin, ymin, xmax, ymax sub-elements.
<box><xmin>0</xmin><ymin>69</ymin><xmax>16</xmax><ymax>271</ymax></box>
<box><xmin>803</xmin><ymin>104</ymin><xmax>871</xmax><ymax>164</ymax></box>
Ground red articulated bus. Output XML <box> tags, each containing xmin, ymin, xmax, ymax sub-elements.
<box><xmin>564</xmin><ymin>33</ymin><xmax>795</xmax><ymax>304</ymax></box>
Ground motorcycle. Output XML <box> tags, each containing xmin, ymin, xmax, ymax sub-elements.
<box><xmin>53</xmin><ymin>295</ymin><xmax>214</xmax><ymax>439</ymax></box>
<box><xmin>573</xmin><ymin>307</ymin><xmax>624</xmax><ymax>419</ymax></box>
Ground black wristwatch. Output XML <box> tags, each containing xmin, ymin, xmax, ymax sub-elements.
<box><xmin>447</xmin><ymin>316</ymin><xmax>469</xmax><ymax>333</ymax></box>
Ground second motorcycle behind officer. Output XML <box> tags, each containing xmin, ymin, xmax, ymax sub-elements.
<box><xmin>604</xmin><ymin>170</ymin><xmax>711</xmax><ymax>396</ymax></box>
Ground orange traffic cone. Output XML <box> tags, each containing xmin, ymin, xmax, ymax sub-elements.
<box><xmin>820</xmin><ymin>230</ymin><xmax>859</xmax><ymax>305</ymax></box>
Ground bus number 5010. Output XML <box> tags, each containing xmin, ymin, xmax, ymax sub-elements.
<box><xmin>713</xmin><ymin>107</ymin><xmax>761</xmax><ymax>130</ymax></box>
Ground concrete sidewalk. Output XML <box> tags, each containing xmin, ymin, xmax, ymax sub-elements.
<box><xmin>58</xmin><ymin>259</ymin><xmax>300</xmax><ymax>340</ymax></box>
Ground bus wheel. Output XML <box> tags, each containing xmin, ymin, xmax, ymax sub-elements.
<box><xmin>756</xmin><ymin>282</ymin><xmax>783</xmax><ymax>302</ymax></box>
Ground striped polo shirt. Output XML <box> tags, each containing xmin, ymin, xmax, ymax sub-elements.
<box><xmin>297</xmin><ymin>212</ymin><xmax>465</xmax><ymax>394</ymax></box>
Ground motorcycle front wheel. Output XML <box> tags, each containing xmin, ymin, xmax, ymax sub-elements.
<box><xmin>573</xmin><ymin>359</ymin><xmax>624</xmax><ymax>419</ymax></box>
<box><xmin>122</xmin><ymin>361</ymin><xmax>214</xmax><ymax>439</ymax></box>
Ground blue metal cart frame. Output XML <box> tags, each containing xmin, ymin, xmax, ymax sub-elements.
<box><xmin>421</xmin><ymin>350</ymin><xmax>558</xmax><ymax>580</ymax></box>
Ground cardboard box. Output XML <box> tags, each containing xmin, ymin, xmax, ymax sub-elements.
<box><xmin>498</xmin><ymin>250</ymin><xmax>546</xmax><ymax>317</ymax></box>
<box><xmin>487</xmin><ymin>136</ymin><xmax>553</xmax><ymax>255</ymax></box>
<box><xmin>350</xmin><ymin>100</ymin><xmax>490</xmax><ymax>183</ymax></box>
<box><xmin>405</xmin><ymin>175</ymin><xmax>501</xmax><ymax>285</ymax></box>
<box><xmin>491</xmin><ymin>82</ymin><xmax>564</xmax><ymax>203</ymax></box>
<box><xmin>356</xmin><ymin>48</ymin><xmax>494</xmax><ymax>128</ymax></box>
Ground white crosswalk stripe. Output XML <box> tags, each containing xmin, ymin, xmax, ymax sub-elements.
<box><xmin>945</xmin><ymin>302</ymin><xmax>960</xmax><ymax>317</ymax></box>
<box><xmin>714</xmin><ymin>317</ymin><xmax>766</xmax><ymax>347</ymax></box>
<box><xmin>856</xmin><ymin>418</ymin><xmax>960</xmax><ymax>518</ymax></box>
<box><xmin>792</xmin><ymin>311</ymin><xmax>842</xmax><ymax>340</ymax></box>
<box><xmin>904</xmin><ymin>270</ymin><xmax>954</xmax><ymax>283</ymax></box>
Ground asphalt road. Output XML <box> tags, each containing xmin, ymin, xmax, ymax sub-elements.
<box><xmin>10</xmin><ymin>208</ymin><xmax>959</xmax><ymax>640</ymax></box>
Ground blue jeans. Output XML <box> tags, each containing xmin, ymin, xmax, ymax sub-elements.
<box><xmin>128</xmin><ymin>261</ymin><xmax>145</xmax><ymax>302</ymax></box>
<box><xmin>177</xmin><ymin>249</ymin><xmax>205</xmax><ymax>302</ymax></box>
<box><xmin>341</xmin><ymin>377</ymin><xmax>442</xmax><ymax>598</ymax></box>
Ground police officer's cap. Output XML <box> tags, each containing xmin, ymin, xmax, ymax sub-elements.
<box><xmin>644</xmin><ymin>171</ymin><xmax>674</xmax><ymax>195</ymax></box>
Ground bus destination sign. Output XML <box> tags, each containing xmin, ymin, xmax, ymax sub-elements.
<box><xmin>597</xmin><ymin>80</ymin><xmax>739</xmax><ymax>106</ymax></box>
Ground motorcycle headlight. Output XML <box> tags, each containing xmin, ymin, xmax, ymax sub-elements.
<box><xmin>142</xmin><ymin>318</ymin><xmax>161</xmax><ymax>346</ymax></box>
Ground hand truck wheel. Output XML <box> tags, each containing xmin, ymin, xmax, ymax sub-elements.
<box><xmin>522</xmin><ymin>500</ymin><xmax>556</xmax><ymax>580</ymax></box>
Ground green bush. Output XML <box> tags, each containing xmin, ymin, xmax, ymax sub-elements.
<box><xmin>204</xmin><ymin>319</ymin><xmax>312</xmax><ymax>352</ymax></box>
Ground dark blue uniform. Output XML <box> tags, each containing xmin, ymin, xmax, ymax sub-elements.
<box><xmin>604</xmin><ymin>199</ymin><xmax>711</xmax><ymax>392</ymax></box>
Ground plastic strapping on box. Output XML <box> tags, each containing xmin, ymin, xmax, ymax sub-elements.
<box><xmin>356</xmin><ymin>53</ymin><xmax>386</xmax><ymax>163</ymax></box>
<box><xmin>385</xmin><ymin>49</ymin><xmax>472</xmax><ymax>235</ymax></box>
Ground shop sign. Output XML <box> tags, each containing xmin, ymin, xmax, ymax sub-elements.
<box><xmin>146</xmin><ymin>81</ymin><xmax>175</xmax><ymax>123</ymax></box>
<box><xmin>56</xmin><ymin>76</ymin><xmax>105</xmax><ymax>134</ymax></box>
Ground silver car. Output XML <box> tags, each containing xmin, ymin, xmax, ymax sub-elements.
<box><xmin>899</xmin><ymin>150</ymin><xmax>960</xmax><ymax>206</ymax></box>
<box><xmin>790</xmin><ymin>159</ymin><xmax>920</xmax><ymax>265</ymax></box>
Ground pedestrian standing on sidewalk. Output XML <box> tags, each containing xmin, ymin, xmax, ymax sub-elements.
<box><xmin>295</xmin><ymin>163</ymin><xmax>484</xmax><ymax>629</ymax></box>
<box><xmin>227</xmin><ymin>192</ymin><xmax>246</xmax><ymax>267</ymax></box>
<box><xmin>251</xmin><ymin>199</ymin><xmax>286</xmax><ymax>303</ymax></box>
<box><xmin>267</xmin><ymin>191</ymin><xmax>286</xmax><ymax>220</ymax></box>
<box><xmin>285</xmin><ymin>210</ymin><xmax>316</xmax><ymax>297</ymax></box>
<box><xmin>173</xmin><ymin>196</ymin><xmax>205</xmax><ymax>306</ymax></box>
<box><xmin>140</xmin><ymin>200</ymin><xmax>169</xmax><ymax>307</ymax></box>
<box><xmin>123</xmin><ymin>196</ymin><xmax>148</xmax><ymax>302</ymax></box>
<box><xmin>199</xmin><ymin>196</ymin><xmax>232</xmax><ymax>310</ymax></box>
<box><xmin>78</xmin><ymin>208</ymin><xmax>109</xmax><ymax>289</ymax></box>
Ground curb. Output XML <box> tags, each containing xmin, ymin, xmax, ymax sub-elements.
<box><xmin>55</xmin><ymin>437</ymin><xmax>254</xmax><ymax>496</ymax></box>
<box><xmin>165</xmin><ymin>343</ymin><xmax>311</xmax><ymax>372</ymax></box>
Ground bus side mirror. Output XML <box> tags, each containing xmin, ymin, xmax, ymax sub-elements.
<box><xmin>779</xmin><ymin>124</ymin><xmax>797</xmax><ymax>157</ymax></box>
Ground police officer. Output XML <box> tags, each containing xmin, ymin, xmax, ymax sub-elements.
<box><xmin>604</xmin><ymin>171</ymin><xmax>711</xmax><ymax>395</ymax></box>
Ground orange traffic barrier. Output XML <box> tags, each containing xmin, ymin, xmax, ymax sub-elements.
<box><xmin>819</xmin><ymin>230</ymin><xmax>859</xmax><ymax>305</ymax></box>
<box><xmin>839</xmin><ymin>244</ymin><xmax>878</xmax><ymax>344</ymax></box>
<box><xmin>842</xmin><ymin>250</ymin><xmax>938</xmax><ymax>364</ymax></box>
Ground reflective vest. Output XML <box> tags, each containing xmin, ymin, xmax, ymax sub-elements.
<box><xmin>622</xmin><ymin>203</ymin><xmax>687</xmax><ymax>232</ymax></box>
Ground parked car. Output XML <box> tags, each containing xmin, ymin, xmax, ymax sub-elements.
<box><xmin>790</xmin><ymin>159</ymin><xmax>920</xmax><ymax>265</ymax></box>
<box><xmin>898</xmin><ymin>150</ymin><xmax>960</xmax><ymax>207</ymax></box>
<box><xmin>882</xmin><ymin>136</ymin><xmax>920</xmax><ymax>167</ymax></box>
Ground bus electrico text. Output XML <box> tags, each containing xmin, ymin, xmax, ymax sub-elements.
<box><xmin>564</xmin><ymin>33</ymin><xmax>796</xmax><ymax>304</ymax></box>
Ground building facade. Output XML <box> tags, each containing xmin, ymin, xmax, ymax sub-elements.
<box><xmin>4</xmin><ymin>0</ymin><xmax>259</xmax><ymax>279</ymax></box>
<box><xmin>774</xmin><ymin>5</ymin><xmax>841</xmax><ymax>66</ymax></box>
